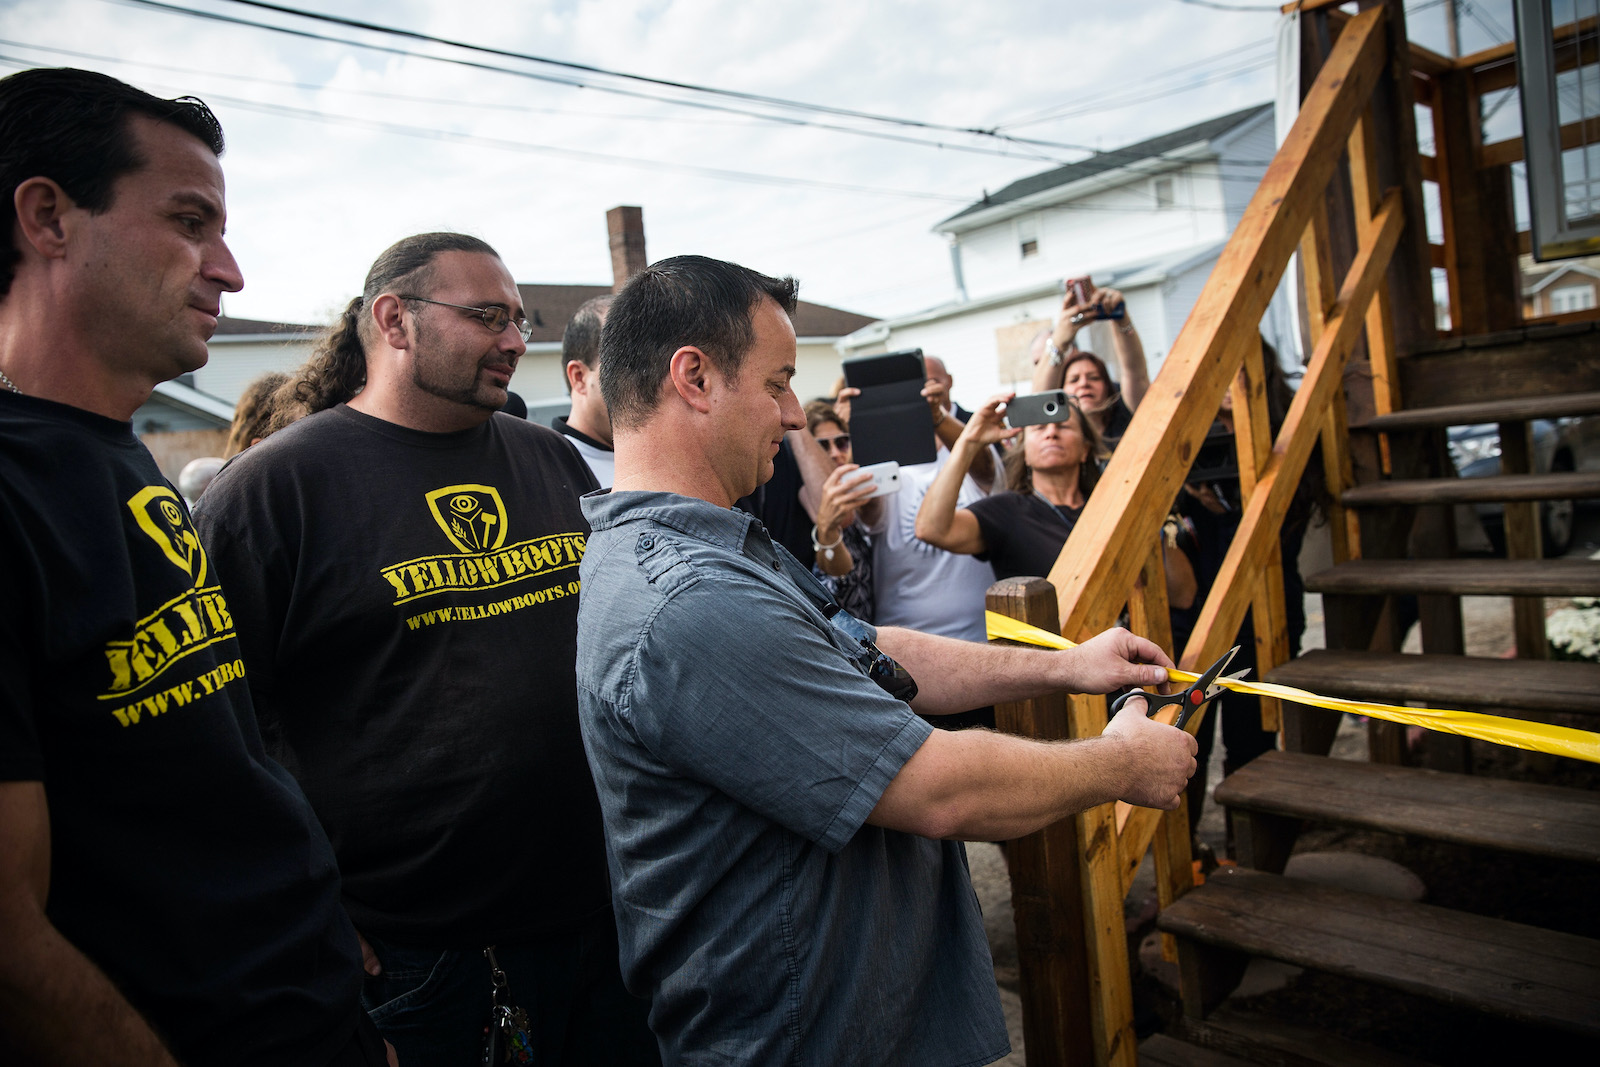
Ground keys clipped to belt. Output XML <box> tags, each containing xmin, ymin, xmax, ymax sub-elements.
<box><xmin>483</xmin><ymin>946</ymin><xmax>534</xmax><ymax>1066</ymax></box>
<box><xmin>1109</xmin><ymin>645</ymin><xmax>1248</xmax><ymax>732</ymax></box>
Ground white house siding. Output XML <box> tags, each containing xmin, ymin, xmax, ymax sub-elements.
<box><xmin>952</xmin><ymin>174</ymin><xmax>1231</xmax><ymax>304</ymax></box>
<box><xmin>196</xmin><ymin>337</ymin><xmax>317</xmax><ymax>404</ymax></box>
<box><xmin>1217</xmin><ymin>117</ymin><xmax>1279</xmax><ymax>228</ymax></box>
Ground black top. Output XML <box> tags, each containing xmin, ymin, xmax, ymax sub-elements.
<box><xmin>966</xmin><ymin>491</ymin><xmax>1082</xmax><ymax>582</ymax></box>
<box><xmin>1099</xmin><ymin>396</ymin><xmax>1135</xmax><ymax>450</ymax></box>
<box><xmin>0</xmin><ymin>392</ymin><xmax>362</xmax><ymax>1066</ymax></box>
<box><xmin>196</xmin><ymin>406</ymin><xmax>608</xmax><ymax>945</ymax></box>
<box><xmin>736</xmin><ymin>437</ymin><xmax>816</xmax><ymax>570</ymax></box>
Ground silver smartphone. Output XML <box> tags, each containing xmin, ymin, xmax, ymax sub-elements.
<box><xmin>1005</xmin><ymin>390</ymin><xmax>1073</xmax><ymax>428</ymax></box>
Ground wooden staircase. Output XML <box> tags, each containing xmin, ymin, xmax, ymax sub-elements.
<box><xmin>981</xmin><ymin>4</ymin><xmax>1600</xmax><ymax>1062</ymax></box>
<box><xmin>1149</xmin><ymin>342</ymin><xmax>1600</xmax><ymax>1057</ymax></box>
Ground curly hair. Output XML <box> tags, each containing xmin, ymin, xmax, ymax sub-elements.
<box><xmin>222</xmin><ymin>371</ymin><xmax>289</xmax><ymax>458</ymax></box>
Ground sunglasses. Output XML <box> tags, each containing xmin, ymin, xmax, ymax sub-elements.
<box><xmin>816</xmin><ymin>434</ymin><xmax>851</xmax><ymax>453</ymax></box>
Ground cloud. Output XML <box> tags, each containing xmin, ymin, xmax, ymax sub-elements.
<box><xmin>0</xmin><ymin>0</ymin><xmax>1289</xmax><ymax>324</ymax></box>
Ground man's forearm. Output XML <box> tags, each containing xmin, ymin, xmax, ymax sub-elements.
<box><xmin>0</xmin><ymin>902</ymin><xmax>178</xmax><ymax>1066</ymax></box>
<box><xmin>876</xmin><ymin>626</ymin><xmax>1080</xmax><ymax>715</ymax></box>
<box><xmin>786</xmin><ymin>428</ymin><xmax>831</xmax><ymax>519</ymax></box>
<box><xmin>871</xmin><ymin>727</ymin><xmax>1132</xmax><ymax>841</ymax></box>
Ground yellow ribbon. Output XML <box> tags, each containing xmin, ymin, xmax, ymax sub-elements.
<box><xmin>985</xmin><ymin>610</ymin><xmax>1600</xmax><ymax>766</ymax></box>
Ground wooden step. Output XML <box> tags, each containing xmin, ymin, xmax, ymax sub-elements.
<box><xmin>1340</xmin><ymin>471</ymin><xmax>1600</xmax><ymax>507</ymax></box>
<box><xmin>1157</xmin><ymin>867</ymin><xmax>1600</xmax><ymax>1037</ymax></box>
<box><xmin>1303</xmin><ymin>558</ymin><xmax>1600</xmax><ymax>597</ymax></box>
<box><xmin>1264</xmin><ymin>649</ymin><xmax>1600</xmax><ymax>717</ymax></box>
<box><xmin>1171</xmin><ymin>1007</ymin><xmax>1439</xmax><ymax>1067</ymax></box>
<box><xmin>1353</xmin><ymin>389</ymin><xmax>1600</xmax><ymax>432</ymax></box>
<box><xmin>1213</xmin><ymin>751</ymin><xmax>1600</xmax><ymax>867</ymax></box>
<box><xmin>1139</xmin><ymin>1033</ymin><xmax>1256</xmax><ymax>1067</ymax></box>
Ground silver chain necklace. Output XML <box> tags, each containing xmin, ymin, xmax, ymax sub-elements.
<box><xmin>0</xmin><ymin>367</ymin><xmax>18</xmax><ymax>394</ymax></box>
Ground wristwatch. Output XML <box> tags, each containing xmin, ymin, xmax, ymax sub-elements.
<box><xmin>1045</xmin><ymin>340</ymin><xmax>1064</xmax><ymax>367</ymax></box>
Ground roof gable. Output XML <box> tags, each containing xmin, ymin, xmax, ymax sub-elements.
<box><xmin>938</xmin><ymin>103</ymin><xmax>1273</xmax><ymax>229</ymax></box>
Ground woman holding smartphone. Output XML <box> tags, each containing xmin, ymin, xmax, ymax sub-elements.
<box><xmin>805</xmin><ymin>402</ymin><xmax>881</xmax><ymax>621</ymax></box>
<box><xmin>1033</xmin><ymin>277</ymin><xmax>1150</xmax><ymax>449</ymax></box>
<box><xmin>914</xmin><ymin>393</ymin><xmax>1196</xmax><ymax>609</ymax></box>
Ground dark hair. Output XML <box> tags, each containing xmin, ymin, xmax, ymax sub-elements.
<box><xmin>600</xmin><ymin>254</ymin><xmax>798</xmax><ymax>428</ymax></box>
<box><xmin>289</xmin><ymin>232</ymin><xmax>500</xmax><ymax>415</ymax></box>
<box><xmin>561</xmin><ymin>294</ymin><xmax>615</xmax><ymax>393</ymax></box>
<box><xmin>223</xmin><ymin>371</ymin><xmax>290</xmax><ymax>458</ymax></box>
<box><xmin>805</xmin><ymin>401</ymin><xmax>845</xmax><ymax>435</ymax></box>
<box><xmin>1003</xmin><ymin>398</ymin><xmax>1104</xmax><ymax>500</ymax></box>
<box><xmin>0</xmin><ymin>68</ymin><xmax>225</xmax><ymax>299</ymax></box>
<box><xmin>1061</xmin><ymin>350</ymin><xmax>1116</xmax><ymax>397</ymax></box>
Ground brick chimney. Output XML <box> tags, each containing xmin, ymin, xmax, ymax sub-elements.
<box><xmin>607</xmin><ymin>205</ymin><xmax>647</xmax><ymax>292</ymax></box>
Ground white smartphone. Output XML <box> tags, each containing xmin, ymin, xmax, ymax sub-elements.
<box><xmin>854</xmin><ymin>460</ymin><xmax>901</xmax><ymax>499</ymax></box>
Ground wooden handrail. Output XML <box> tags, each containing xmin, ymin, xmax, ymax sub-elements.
<box><xmin>988</xmin><ymin>6</ymin><xmax>1416</xmax><ymax>1063</ymax></box>
<box><xmin>1046</xmin><ymin>5</ymin><xmax>1390</xmax><ymax>643</ymax></box>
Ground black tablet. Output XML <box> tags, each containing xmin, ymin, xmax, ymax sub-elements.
<box><xmin>841</xmin><ymin>349</ymin><xmax>937</xmax><ymax>467</ymax></box>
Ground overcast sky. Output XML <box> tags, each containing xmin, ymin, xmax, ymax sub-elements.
<box><xmin>0</xmin><ymin>0</ymin><xmax>1504</xmax><ymax>327</ymax></box>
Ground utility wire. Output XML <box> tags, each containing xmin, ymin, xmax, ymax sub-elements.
<box><xmin>1166</xmin><ymin>0</ymin><xmax>1283</xmax><ymax>11</ymax></box>
<box><xmin>114</xmin><ymin>0</ymin><xmax>1276</xmax><ymax>179</ymax></box>
<box><xmin>995</xmin><ymin>39</ymin><xmax>1276</xmax><ymax>130</ymax></box>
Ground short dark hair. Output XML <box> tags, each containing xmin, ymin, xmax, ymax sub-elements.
<box><xmin>0</xmin><ymin>67</ymin><xmax>226</xmax><ymax>299</ymax></box>
<box><xmin>600</xmin><ymin>255</ymin><xmax>798</xmax><ymax>428</ymax></box>
<box><xmin>561</xmin><ymin>293</ymin><xmax>614</xmax><ymax>394</ymax></box>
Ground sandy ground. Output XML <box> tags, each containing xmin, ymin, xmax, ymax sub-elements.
<box><xmin>969</xmin><ymin>507</ymin><xmax>1600</xmax><ymax>1063</ymax></box>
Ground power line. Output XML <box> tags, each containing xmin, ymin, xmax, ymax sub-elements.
<box><xmin>1166</xmin><ymin>0</ymin><xmax>1283</xmax><ymax>11</ymax></box>
<box><xmin>217</xmin><ymin>0</ymin><xmax>1006</xmax><ymax>136</ymax></box>
<box><xmin>995</xmin><ymin>39</ymin><xmax>1276</xmax><ymax>130</ymax></box>
<box><xmin>112</xmin><ymin>0</ymin><xmax>1276</xmax><ymax>181</ymax></box>
<box><xmin>107</xmin><ymin>1</ymin><xmax>1080</xmax><ymax>165</ymax></box>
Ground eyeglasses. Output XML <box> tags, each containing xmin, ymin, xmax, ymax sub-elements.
<box><xmin>816</xmin><ymin>434</ymin><xmax>851</xmax><ymax>453</ymax></box>
<box><xmin>400</xmin><ymin>296</ymin><xmax>533</xmax><ymax>342</ymax></box>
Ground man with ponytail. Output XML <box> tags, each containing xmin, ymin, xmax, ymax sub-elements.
<box><xmin>0</xmin><ymin>68</ymin><xmax>387</xmax><ymax>1066</ymax></box>
<box><xmin>195</xmin><ymin>234</ymin><xmax>657</xmax><ymax>1065</ymax></box>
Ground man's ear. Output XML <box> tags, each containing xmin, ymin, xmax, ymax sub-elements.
<box><xmin>13</xmin><ymin>178</ymin><xmax>75</xmax><ymax>260</ymax></box>
<box><xmin>370</xmin><ymin>294</ymin><xmax>410</xmax><ymax>351</ymax></box>
<box><xmin>564</xmin><ymin>359</ymin><xmax>589</xmax><ymax>397</ymax></box>
<box><xmin>668</xmin><ymin>346</ymin><xmax>714</xmax><ymax>413</ymax></box>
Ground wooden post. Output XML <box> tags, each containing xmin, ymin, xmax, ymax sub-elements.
<box><xmin>1499</xmin><ymin>420</ymin><xmax>1550</xmax><ymax>659</ymax></box>
<box><xmin>1129</xmin><ymin>545</ymin><xmax>1193</xmax><ymax>964</ymax></box>
<box><xmin>987</xmin><ymin>578</ymin><xmax>1096</xmax><ymax>1066</ymax></box>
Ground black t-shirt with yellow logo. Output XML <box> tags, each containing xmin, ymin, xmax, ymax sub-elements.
<box><xmin>0</xmin><ymin>393</ymin><xmax>363</xmax><ymax>1066</ymax></box>
<box><xmin>195</xmin><ymin>405</ymin><xmax>606</xmax><ymax>946</ymax></box>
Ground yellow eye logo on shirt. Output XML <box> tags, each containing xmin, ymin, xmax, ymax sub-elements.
<box><xmin>127</xmin><ymin>485</ymin><xmax>208</xmax><ymax>587</ymax></box>
<box><xmin>426</xmin><ymin>484</ymin><xmax>509</xmax><ymax>552</ymax></box>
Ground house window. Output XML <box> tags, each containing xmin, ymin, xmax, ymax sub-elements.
<box><xmin>1153</xmin><ymin>176</ymin><xmax>1175</xmax><ymax>209</ymax></box>
<box><xmin>1018</xmin><ymin>216</ymin><xmax>1039</xmax><ymax>258</ymax></box>
<box><xmin>1549</xmin><ymin>285</ymin><xmax>1597</xmax><ymax>313</ymax></box>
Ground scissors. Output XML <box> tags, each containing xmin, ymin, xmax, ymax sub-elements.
<box><xmin>1109</xmin><ymin>645</ymin><xmax>1247</xmax><ymax>732</ymax></box>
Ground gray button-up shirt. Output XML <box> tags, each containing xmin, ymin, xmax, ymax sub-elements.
<box><xmin>576</xmin><ymin>489</ymin><xmax>1008</xmax><ymax>1066</ymax></box>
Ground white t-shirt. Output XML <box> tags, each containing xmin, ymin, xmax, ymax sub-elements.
<box><xmin>867</xmin><ymin>447</ymin><xmax>998</xmax><ymax>643</ymax></box>
<box><xmin>554</xmin><ymin>418</ymin><xmax>615</xmax><ymax>489</ymax></box>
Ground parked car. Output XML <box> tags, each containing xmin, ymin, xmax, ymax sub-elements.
<box><xmin>1447</xmin><ymin>416</ymin><xmax>1600</xmax><ymax>556</ymax></box>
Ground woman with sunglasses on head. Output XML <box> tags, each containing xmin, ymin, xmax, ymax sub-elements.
<box><xmin>915</xmin><ymin>394</ymin><xmax>1196</xmax><ymax>610</ymax></box>
<box><xmin>804</xmin><ymin>401</ymin><xmax>881</xmax><ymax>622</ymax></box>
